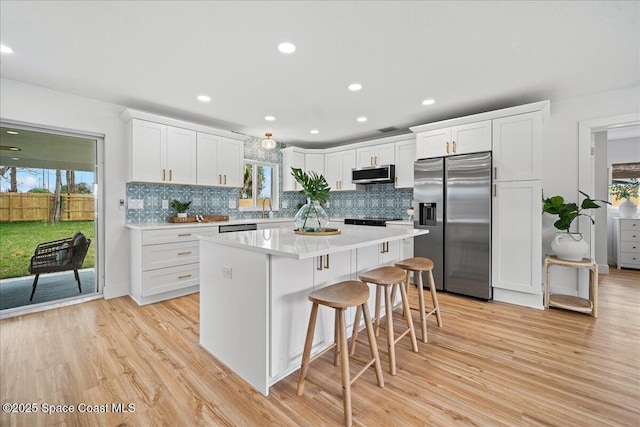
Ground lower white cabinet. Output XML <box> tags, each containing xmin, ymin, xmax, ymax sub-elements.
<box><xmin>130</xmin><ymin>226</ymin><xmax>217</xmax><ymax>305</ymax></box>
<box><xmin>492</xmin><ymin>180</ymin><xmax>542</xmax><ymax>304</ymax></box>
<box><xmin>616</xmin><ymin>218</ymin><xmax>640</xmax><ymax>269</ymax></box>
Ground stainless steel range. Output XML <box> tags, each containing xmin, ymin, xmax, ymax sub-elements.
<box><xmin>344</xmin><ymin>217</ymin><xmax>401</xmax><ymax>227</ymax></box>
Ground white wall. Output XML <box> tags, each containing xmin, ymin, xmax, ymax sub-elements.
<box><xmin>593</xmin><ymin>131</ymin><xmax>608</xmax><ymax>270</ymax></box>
<box><xmin>541</xmin><ymin>85</ymin><xmax>640</xmax><ymax>295</ymax></box>
<box><xmin>0</xmin><ymin>78</ymin><xmax>130</xmax><ymax>299</ymax></box>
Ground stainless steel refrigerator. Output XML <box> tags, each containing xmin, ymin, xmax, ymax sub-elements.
<box><xmin>413</xmin><ymin>152</ymin><xmax>492</xmax><ymax>299</ymax></box>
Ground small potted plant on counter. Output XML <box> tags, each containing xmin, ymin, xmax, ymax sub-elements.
<box><xmin>610</xmin><ymin>178</ymin><xmax>639</xmax><ymax>218</ymax></box>
<box><xmin>171</xmin><ymin>199</ymin><xmax>192</xmax><ymax>218</ymax></box>
<box><xmin>542</xmin><ymin>190</ymin><xmax>609</xmax><ymax>261</ymax></box>
<box><xmin>291</xmin><ymin>167</ymin><xmax>331</xmax><ymax>232</ymax></box>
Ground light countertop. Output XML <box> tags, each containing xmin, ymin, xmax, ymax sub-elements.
<box><xmin>126</xmin><ymin>217</ymin><xmax>295</xmax><ymax>230</ymax></box>
<box><xmin>198</xmin><ymin>224</ymin><xmax>428</xmax><ymax>260</ymax></box>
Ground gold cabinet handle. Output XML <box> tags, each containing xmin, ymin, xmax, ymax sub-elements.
<box><xmin>324</xmin><ymin>254</ymin><xmax>330</xmax><ymax>269</ymax></box>
<box><xmin>178</xmin><ymin>251</ymin><xmax>192</xmax><ymax>256</ymax></box>
<box><xmin>218</xmin><ymin>174</ymin><xmax>222</xmax><ymax>185</ymax></box>
<box><xmin>169</xmin><ymin>169</ymin><xmax>173</xmax><ymax>181</ymax></box>
<box><xmin>224</xmin><ymin>174</ymin><xmax>227</xmax><ymax>185</ymax></box>
<box><xmin>178</xmin><ymin>233</ymin><xmax>192</xmax><ymax>237</ymax></box>
<box><xmin>178</xmin><ymin>274</ymin><xmax>192</xmax><ymax>279</ymax></box>
<box><xmin>317</xmin><ymin>256</ymin><xmax>323</xmax><ymax>271</ymax></box>
<box><xmin>452</xmin><ymin>141</ymin><xmax>456</xmax><ymax>153</ymax></box>
<box><xmin>493</xmin><ymin>184</ymin><xmax>497</xmax><ymax>197</ymax></box>
<box><xmin>375</xmin><ymin>156</ymin><xmax>378</xmax><ymax>165</ymax></box>
<box><xmin>446</xmin><ymin>141</ymin><xmax>450</xmax><ymax>154</ymax></box>
<box><xmin>494</xmin><ymin>167</ymin><xmax>498</xmax><ymax>180</ymax></box>
<box><xmin>162</xmin><ymin>169</ymin><xmax>166</xmax><ymax>181</ymax></box>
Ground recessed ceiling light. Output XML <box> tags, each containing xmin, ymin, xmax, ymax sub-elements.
<box><xmin>11</xmin><ymin>157</ymin><xmax>19</xmax><ymax>161</ymax></box>
<box><xmin>197</xmin><ymin>95</ymin><xmax>211</xmax><ymax>102</ymax></box>
<box><xmin>348</xmin><ymin>83</ymin><xmax>362</xmax><ymax>91</ymax></box>
<box><xmin>265</xmin><ymin>115</ymin><xmax>275</xmax><ymax>121</ymax></box>
<box><xmin>0</xmin><ymin>146</ymin><xmax>21</xmax><ymax>151</ymax></box>
<box><xmin>0</xmin><ymin>44</ymin><xmax>14</xmax><ymax>54</ymax></box>
<box><xmin>310</xmin><ymin>130</ymin><xmax>319</xmax><ymax>134</ymax></box>
<box><xmin>6</xmin><ymin>130</ymin><xmax>19</xmax><ymax>135</ymax></box>
<box><xmin>278</xmin><ymin>42</ymin><xmax>296</xmax><ymax>54</ymax></box>
<box><xmin>422</xmin><ymin>98</ymin><xmax>436</xmax><ymax>106</ymax></box>
<box><xmin>357</xmin><ymin>116</ymin><xmax>368</xmax><ymax>123</ymax></box>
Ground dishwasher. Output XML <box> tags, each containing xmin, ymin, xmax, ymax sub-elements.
<box><xmin>218</xmin><ymin>223</ymin><xmax>257</xmax><ymax>233</ymax></box>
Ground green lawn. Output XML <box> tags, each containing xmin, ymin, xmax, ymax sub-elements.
<box><xmin>0</xmin><ymin>221</ymin><xmax>95</xmax><ymax>279</ymax></box>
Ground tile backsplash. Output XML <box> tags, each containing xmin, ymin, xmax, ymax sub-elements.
<box><xmin>126</xmin><ymin>137</ymin><xmax>413</xmax><ymax>223</ymax></box>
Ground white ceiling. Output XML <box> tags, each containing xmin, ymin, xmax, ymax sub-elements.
<box><xmin>0</xmin><ymin>1</ymin><xmax>638</xmax><ymax>148</ymax></box>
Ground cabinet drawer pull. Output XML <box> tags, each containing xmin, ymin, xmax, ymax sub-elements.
<box><xmin>178</xmin><ymin>251</ymin><xmax>192</xmax><ymax>255</ymax></box>
<box><xmin>163</xmin><ymin>169</ymin><xmax>166</xmax><ymax>181</ymax></box>
<box><xmin>178</xmin><ymin>233</ymin><xmax>192</xmax><ymax>237</ymax></box>
<box><xmin>446</xmin><ymin>141</ymin><xmax>450</xmax><ymax>154</ymax></box>
<box><xmin>178</xmin><ymin>274</ymin><xmax>192</xmax><ymax>279</ymax></box>
<box><xmin>375</xmin><ymin>156</ymin><xmax>378</xmax><ymax>165</ymax></box>
<box><xmin>494</xmin><ymin>167</ymin><xmax>497</xmax><ymax>180</ymax></box>
<box><xmin>169</xmin><ymin>169</ymin><xmax>173</xmax><ymax>181</ymax></box>
<box><xmin>218</xmin><ymin>174</ymin><xmax>222</xmax><ymax>184</ymax></box>
<box><xmin>317</xmin><ymin>256</ymin><xmax>323</xmax><ymax>271</ymax></box>
<box><xmin>224</xmin><ymin>174</ymin><xmax>227</xmax><ymax>185</ymax></box>
<box><xmin>452</xmin><ymin>141</ymin><xmax>456</xmax><ymax>153</ymax></box>
<box><xmin>493</xmin><ymin>184</ymin><xmax>497</xmax><ymax>197</ymax></box>
<box><xmin>324</xmin><ymin>254</ymin><xmax>330</xmax><ymax>269</ymax></box>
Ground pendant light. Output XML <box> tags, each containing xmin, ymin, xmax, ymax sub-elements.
<box><xmin>261</xmin><ymin>132</ymin><xmax>276</xmax><ymax>149</ymax></box>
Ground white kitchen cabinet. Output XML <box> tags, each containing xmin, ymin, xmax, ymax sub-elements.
<box><xmin>415</xmin><ymin>120</ymin><xmax>491</xmax><ymax>160</ymax></box>
<box><xmin>130</xmin><ymin>226</ymin><xmax>217</xmax><ymax>305</ymax></box>
<box><xmin>282</xmin><ymin>147</ymin><xmax>305</xmax><ymax>191</ymax></box>
<box><xmin>386</xmin><ymin>222</ymin><xmax>414</xmax><ymax>260</ymax></box>
<box><xmin>269</xmin><ymin>250</ymin><xmax>353</xmax><ymax>379</ymax></box>
<box><xmin>131</xmin><ymin>119</ymin><xmax>197</xmax><ymax>184</ymax></box>
<box><xmin>305</xmin><ymin>153</ymin><xmax>325</xmax><ymax>177</ymax></box>
<box><xmin>325</xmin><ymin>149</ymin><xmax>356</xmax><ymax>191</ymax></box>
<box><xmin>492</xmin><ymin>180</ymin><xmax>542</xmax><ymax>296</ymax></box>
<box><xmin>394</xmin><ymin>139</ymin><xmax>416</xmax><ymax>188</ymax></box>
<box><xmin>356</xmin><ymin>142</ymin><xmax>396</xmax><ymax>168</ymax></box>
<box><xmin>493</xmin><ymin>112</ymin><xmax>542</xmax><ymax>181</ymax></box>
<box><xmin>196</xmin><ymin>133</ymin><xmax>244</xmax><ymax>188</ymax></box>
<box><xmin>615</xmin><ymin>218</ymin><xmax>640</xmax><ymax>269</ymax></box>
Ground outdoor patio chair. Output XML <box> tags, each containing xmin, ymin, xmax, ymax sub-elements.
<box><xmin>28</xmin><ymin>231</ymin><xmax>91</xmax><ymax>301</ymax></box>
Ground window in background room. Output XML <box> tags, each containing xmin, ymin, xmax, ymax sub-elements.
<box><xmin>239</xmin><ymin>160</ymin><xmax>279</xmax><ymax>211</ymax></box>
<box><xmin>610</xmin><ymin>163</ymin><xmax>640</xmax><ymax>207</ymax></box>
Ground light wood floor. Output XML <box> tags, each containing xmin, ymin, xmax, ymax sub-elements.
<box><xmin>1</xmin><ymin>268</ymin><xmax>639</xmax><ymax>426</ymax></box>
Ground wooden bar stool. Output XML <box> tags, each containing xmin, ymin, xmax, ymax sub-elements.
<box><xmin>297</xmin><ymin>280</ymin><xmax>384</xmax><ymax>427</ymax></box>
<box><xmin>351</xmin><ymin>266</ymin><xmax>418</xmax><ymax>376</ymax></box>
<box><xmin>395</xmin><ymin>257</ymin><xmax>443</xmax><ymax>343</ymax></box>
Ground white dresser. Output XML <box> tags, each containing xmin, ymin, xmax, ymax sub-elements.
<box><xmin>615</xmin><ymin>218</ymin><xmax>640</xmax><ymax>270</ymax></box>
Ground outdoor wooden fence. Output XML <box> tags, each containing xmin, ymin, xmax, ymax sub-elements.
<box><xmin>0</xmin><ymin>193</ymin><xmax>95</xmax><ymax>222</ymax></box>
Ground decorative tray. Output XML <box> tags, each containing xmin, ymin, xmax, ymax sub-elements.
<box><xmin>293</xmin><ymin>228</ymin><xmax>341</xmax><ymax>236</ymax></box>
<box><xmin>168</xmin><ymin>215</ymin><xmax>229</xmax><ymax>223</ymax></box>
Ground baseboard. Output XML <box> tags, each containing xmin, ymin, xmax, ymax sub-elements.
<box><xmin>492</xmin><ymin>288</ymin><xmax>544</xmax><ymax>310</ymax></box>
<box><xmin>598</xmin><ymin>264</ymin><xmax>609</xmax><ymax>275</ymax></box>
<box><xmin>103</xmin><ymin>282</ymin><xmax>130</xmax><ymax>299</ymax></box>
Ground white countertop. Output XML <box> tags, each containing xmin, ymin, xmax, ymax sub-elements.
<box><xmin>126</xmin><ymin>217</ymin><xmax>294</xmax><ymax>230</ymax></box>
<box><xmin>198</xmin><ymin>224</ymin><xmax>427</xmax><ymax>260</ymax></box>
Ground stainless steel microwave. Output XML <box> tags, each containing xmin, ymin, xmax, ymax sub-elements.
<box><xmin>351</xmin><ymin>164</ymin><xmax>395</xmax><ymax>184</ymax></box>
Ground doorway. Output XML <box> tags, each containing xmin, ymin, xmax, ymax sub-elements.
<box><xmin>0</xmin><ymin>123</ymin><xmax>103</xmax><ymax>316</ymax></box>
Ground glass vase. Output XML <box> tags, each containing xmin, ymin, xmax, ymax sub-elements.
<box><xmin>294</xmin><ymin>198</ymin><xmax>329</xmax><ymax>232</ymax></box>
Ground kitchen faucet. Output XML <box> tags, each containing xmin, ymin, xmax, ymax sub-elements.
<box><xmin>262</xmin><ymin>198</ymin><xmax>272</xmax><ymax>218</ymax></box>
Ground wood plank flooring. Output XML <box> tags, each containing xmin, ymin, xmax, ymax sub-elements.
<box><xmin>1</xmin><ymin>268</ymin><xmax>638</xmax><ymax>426</ymax></box>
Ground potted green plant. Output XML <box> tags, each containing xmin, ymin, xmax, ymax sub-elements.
<box><xmin>610</xmin><ymin>178</ymin><xmax>639</xmax><ymax>218</ymax></box>
<box><xmin>542</xmin><ymin>190</ymin><xmax>608</xmax><ymax>261</ymax></box>
<box><xmin>171</xmin><ymin>199</ymin><xmax>192</xmax><ymax>218</ymax></box>
<box><xmin>291</xmin><ymin>167</ymin><xmax>331</xmax><ymax>231</ymax></box>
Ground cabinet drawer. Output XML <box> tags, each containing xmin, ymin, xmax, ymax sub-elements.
<box><xmin>620</xmin><ymin>252</ymin><xmax>640</xmax><ymax>266</ymax></box>
<box><xmin>622</xmin><ymin>231</ymin><xmax>640</xmax><ymax>243</ymax></box>
<box><xmin>621</xmin><ymin>241</ymin><xmax>640</xmax><ymax>254</ymax></box>
<box><xmin>143</xmin><ymin>227</ymin><xmax>216</xmax><ymax>245</ymax></box>
<box><xmin>621</xmin><ymin>220</ymin><xmax>640</xmax><ymax>231</ymax></box>
<box><xmin>143</xmin><ymin>241</ymin><xmax>200</xmax><ymax>271</ymax></box>
<box><xmin>142</xmin><ymin>264</ymin><xmax>199</xmax><ymax>297</ymax></box>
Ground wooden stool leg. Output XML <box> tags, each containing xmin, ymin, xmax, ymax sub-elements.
<box><xmin>334</xmin><ymin>310</ymin><xmax>340</xmax><ymax>366</ymax></box>
<box><xmin>374</xmin><ymin>285</ymin><xmax>382</xmax><ymax>337</ymax></box>
<box><xmin>297</xmin><ymin>303</ymin><xmax>319</xmax><ymax>396</ymax></box>
<box><xmin>428</xmin><ymin>270</ymin><xmax>443</xmax><ymax>327</ymax></box>
<box><xmin>399</xmin><ymin>281</ymin><xmax>418</xmax><ymax>352</ymax></box>
<box><xmin>349</xmin><ymin>305</ymin><xmax>362</xmax><ymax>356</ymax></box>
<box><xmin>337</xmin><ymin>309</ymin><xmax>352</xmax><ymax>427</ymax></box>
<box><xmin>416</xmin><ymin>271</ymin><xmax>427</xmax><ymax>343</ymax></box>
<box><xmin>362</xmin><ymin>302</ymin><xmax>384</xmax><ymax>387</ymax></box>
<box><xmin>384</xmin><ymin>285</ymin><xmax>397</xmax><ymax>375</ymax></box>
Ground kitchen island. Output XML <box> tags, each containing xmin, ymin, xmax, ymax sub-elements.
<box><xmin>198</xmin><ymin>224</ymin><xmax>427</xmax><ymax>395</ymax></box>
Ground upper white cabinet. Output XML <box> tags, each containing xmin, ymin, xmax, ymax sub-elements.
<box><xmin>356</xmin><ymin>142</ymin><xmax>395</xmax><ymax>168</ymax></box>
<box><xmin>282</xmin><ymin>147</ymin><xmax>305</xmax><ymax>191</ymax></box>
<box><xmin>305</xmin><ymin>153</ymin><xmax>325</xmax><ymax>177</ymax></box>
<box><xmin>415</xmin><ymin>120</ymin><xmax>491</xmax><ymax>159</ymax></box>
<box><xmin>325</xmin><ymin>149</ymin><xmax>356</xmax><ymax>191</ymax></box>
<box><xmin>123</xmin><ymin>109</ymin><xmax>245</xmax><ymax>186</ymax></box>
<box><xmin>394</xmin><ymin>139</ymin><xmax>416</xmax><ymax>188</ymax></box>
<box><xmin>196</xmin><ymin>133</ymin><xmax>244</xmax><ymax>187</ymax></box>
<box><xmin>131</xmin><ymin>119</ymin><xmax>197</xmax><ymax>184</ymax></box>
<box><xmin>492</xmin><ymin>112</ymin><xmax>542</xmax><ymax>181</ymax></box>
